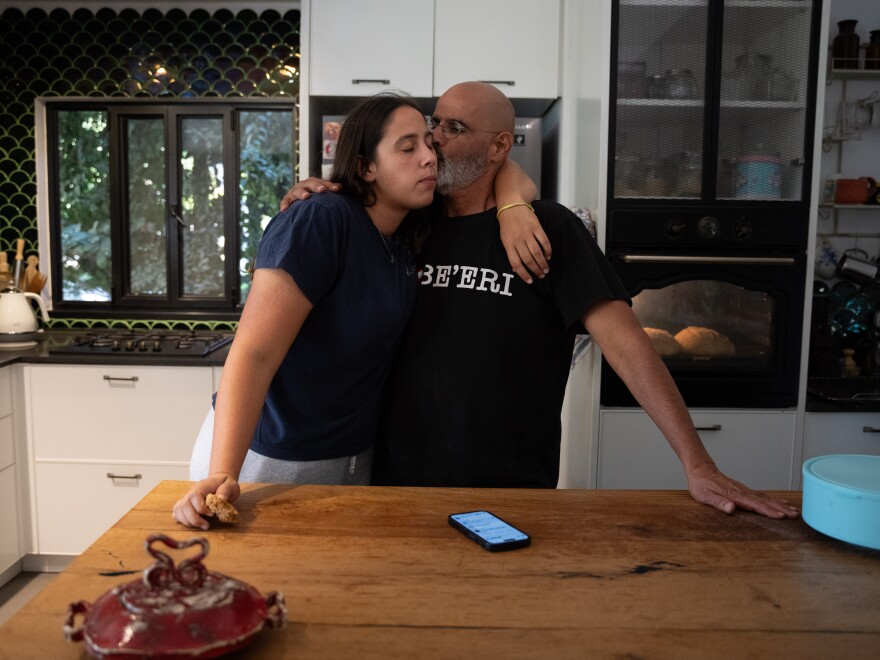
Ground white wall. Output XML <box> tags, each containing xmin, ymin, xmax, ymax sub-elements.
<box><xmin>555</xmin><ymin>0</ymin><xmax>611</xmax><ymax>488</ymax></box>
<box><xmin>556</xmin><ymin>0</ymin><xmax>610</xmax><ymax>215</ymax></box>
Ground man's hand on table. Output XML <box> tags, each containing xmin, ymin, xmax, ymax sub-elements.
<box><xmin>686</xmin><ymin>462</ymin><xmax>799</xmax><ymax>519</ymax></box>
<box><xmin>172</xmin><ymin>474</ymin><xmax>241</xmax><ymax>530</ymax></box>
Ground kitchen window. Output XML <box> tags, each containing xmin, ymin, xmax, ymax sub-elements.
<box><xmin>40</xmin><ymin>98</ymin><xmax>296</xmax><ymax>319</ymax></box>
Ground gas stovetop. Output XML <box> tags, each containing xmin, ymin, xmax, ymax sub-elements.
<box><xmin>50</xmin><ymin>330</ymin><xmax>233</xmax><ymax>357</ymax></box>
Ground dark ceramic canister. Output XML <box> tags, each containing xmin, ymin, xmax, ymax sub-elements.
<box><xmin>832</xmin><ymin>20</ymin><xmax>860</xmax><ymax>70</ymax></box>
<box><xmin>866</xmin><ymin>30</ymin><xmax>880</xmax><ymax>70</ymax></box>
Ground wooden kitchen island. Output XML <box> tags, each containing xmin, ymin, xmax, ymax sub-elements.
<box><xmin>1</xmin><ymin>482</ymin><xmax>878</xmax><ymax>658</ymax></box>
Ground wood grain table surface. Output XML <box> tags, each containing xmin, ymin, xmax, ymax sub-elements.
<box><xmin>1</xmin><ymin>482</ymin><xmax>878</xmax><ymax>659</ymax></box>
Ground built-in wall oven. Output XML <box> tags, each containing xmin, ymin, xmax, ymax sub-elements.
<box><xmin>601</xmin><ymin>1</ymin><xmax>820</xmax><ymax>409</ymax></box>
<box><xmin>601</xmin><ymin>209</ymin><xmax>807</xmax><ymax>408</ymax></box>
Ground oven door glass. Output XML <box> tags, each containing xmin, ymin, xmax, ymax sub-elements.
<box><xmin>633</xmin><ymin>279</ymin><xmax>775</xmax><ymax>371</ymax></box>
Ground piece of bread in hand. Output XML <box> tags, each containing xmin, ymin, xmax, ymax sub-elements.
<box><xmin>205</xmin><ymin>493</ymin><xmax>239</xmax><ymax>523</ymax></box>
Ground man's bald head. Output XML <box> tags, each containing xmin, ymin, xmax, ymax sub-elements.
<box><xmin>439</xmin><ymin>82</ymin><xmax>515</xmax><ymax>134</ymax></box>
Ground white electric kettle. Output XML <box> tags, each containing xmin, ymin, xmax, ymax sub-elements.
<box><xmin>0</xmin><ymin>288</ymin><xmax>50</xmax><ymax>345</ymax></box>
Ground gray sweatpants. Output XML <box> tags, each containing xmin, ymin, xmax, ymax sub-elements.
<box><xmin>189</xmin><ymin>407</ymin><xmax>373</xmax><ymax>485</ymax></box>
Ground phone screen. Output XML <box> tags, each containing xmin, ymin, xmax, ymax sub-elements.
<box><xmin>449</xmin><ymin>510</ymin><xmax>530</xmax><ymax>551</ymax></box>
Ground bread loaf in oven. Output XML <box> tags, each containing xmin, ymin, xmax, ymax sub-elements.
<box><xmin>674</xmin><ymin>326</ymin><xmax>735</xmax><ymax>357</ymax></box>
<box><xmin>643</xmin><ymin>327</ymin><xmax>682</xmax><ymax>357</ymax></box>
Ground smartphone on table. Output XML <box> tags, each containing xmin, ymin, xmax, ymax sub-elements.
<box><xmin>448</xmin><ymin>510</ymin><xmax>531</xmax><ymax>552</ymax></box>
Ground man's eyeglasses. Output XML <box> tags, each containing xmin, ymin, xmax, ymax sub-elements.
<box><xmin>427</xmin><ymin>117</ymin><xmax>502</xmax><ymax>140</ymax></box>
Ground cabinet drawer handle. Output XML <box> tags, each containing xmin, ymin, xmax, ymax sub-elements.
<box><xmin>479</xmin><ymin>80</ymin><xmax>516</xmax><ymax>86</ymax></box>
<box><xmin>864</xmin><ymin>426</ymin><xmax>880</xmax><ymax>433</ymax></box>
<box><xmin>695</xmin><ymin>424</ymin><xmax>722</xmax><ymax>432</ymax></box>
<box><xmin>107</xmin><ymin>473</ymin><xmax>142</xmax><ymax>480</ymax></box>
<box><xmin>352</xmin><ymin>78</ymin><xmax>390</xmax><ymax>85</ymax></box>
<box><xmin>103</xmin><ymin>375</ymin><xmax>139</xmax><ymax>383</ymax></box>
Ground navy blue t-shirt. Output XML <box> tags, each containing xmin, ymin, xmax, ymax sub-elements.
<box><xmin>247</xmin><ymin>193</ymin><xmax>417</xmax><ymax>461</ymax></box>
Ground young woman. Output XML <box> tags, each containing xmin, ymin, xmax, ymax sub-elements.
<box><xmin>173</xmin><ymin>93</ymin><xmax>437</xmax><ymax>529</ymax></box>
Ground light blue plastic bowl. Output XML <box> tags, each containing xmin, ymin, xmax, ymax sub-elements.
<box><xmin>802</xmin><ymin>454</ymin><xmax>880</xmax><ymax>550</ymax></box>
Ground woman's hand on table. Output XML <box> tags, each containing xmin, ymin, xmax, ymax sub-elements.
<box><xmin>172</xmin><ymin>474</ymin><xmax>241</xmax><ymax>530</ymax></box>
<box><xmin>686</xmin><ymin>462</ymin><xmax>799</xmax><ymax>519</ymax></box>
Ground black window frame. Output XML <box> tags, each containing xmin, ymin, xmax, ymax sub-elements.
<box><xmin>43</xmin><ymin>97</ymin><xmax>297</xmax><ymax>321</ymax></box>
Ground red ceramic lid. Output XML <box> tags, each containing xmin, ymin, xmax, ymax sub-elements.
<box><xmin>64</xmin><ymin>534</ymin><xmax>286</xmax><ymax>659</ymax></box>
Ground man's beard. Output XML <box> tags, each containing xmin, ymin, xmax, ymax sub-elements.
<box><xmin>436</xmin><ymin>148</ymin><xmax>489</xmax><ymax>195</ymax></box>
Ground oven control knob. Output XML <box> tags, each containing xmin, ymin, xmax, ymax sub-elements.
<box><xmin>111</xmin><ymin>340</ymin><xmax>121</xmax><ymax>352</ymax></box>
<box><xmin>697</xmin><ymin>216</ymin><xmax>720</xmax><ymax>239</ymax></box>
<box><xmin>138</xmin><ymin>340</ymin><xmax>148</xmax><ymax>352</ymax></box>
<box><xmin>665</xmin><ymin>219</ymin><xmax>686</xmax><ymax>239</ymax></box>
<box><xmin>152</xmin><ymin>340</ymin><xmax>162</xmax><ymax>352</ymax></box>
<box><xmin>734</xmin><ymin>220</ymin><xmax>753</xmax><ymax>240</ymax></box>
<box><xmin>125</xmin><ymin>340</ymin><xmax>135</xmax><ymax>352</ymax></box>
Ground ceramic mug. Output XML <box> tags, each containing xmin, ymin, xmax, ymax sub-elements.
<box><xmin>834</xmin><ymin>177</ymin><xmax>877</xmax><ymax>204</ymax></box>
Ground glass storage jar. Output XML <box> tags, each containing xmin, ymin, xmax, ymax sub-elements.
<box><xmin>664</xmin><ymin>69</ymin><xmax>698</xmax><ymax>99</ymax></box>
<box><xmin>674</xmin><ymin>150</ymin><xmax>702</xmax><ymax>197</ymax></box>
<box><xmin>648</xmin><ymin>74</ymin><xmax>667</xmax><ymax>99</ymax></box>
<box><xmin>866</xmin><ymin>30</ymin><xmax>880</xmax><ymax>70</ymax></box>
<box><xmin>722</xmin><ymin>62</ymin><xmax>748</xmax><ymax>100</ymax></box>
<box><xmin>764</xmin><ymin>67</ymin><xmax>798</xmax><ymax>102</ymax></box>
<box><xmin>727</xmin><ymin>52</ymin><xmax>772</xmax><ymax>100</ymax></box>
<box><xmin>617</xmin><ymin>61</ymin><xmax>647</xmax><ymax>99</ymax></box>
<box><xmin>615</xmin><ymin>153</ymin><xmax>644</xmax><ymax>196</ymax></box>
<box><xmin>832</xmin><ymin>20</ymin><xmax>860</xmax><ymax>70</ymax></box>
<box><xmin>642</xmin><ymin>159</ymin><xmax>668</xmax><ymax>197</ymax></box>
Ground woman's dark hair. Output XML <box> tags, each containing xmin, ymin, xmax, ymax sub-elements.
<box><xmin>330</xmin><ymin>92</ymin><xmax>426</xmax><ymax>207</ymax></box>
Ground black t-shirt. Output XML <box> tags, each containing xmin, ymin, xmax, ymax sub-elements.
<box><xmin>372</xmin><ymin>200</ymin><xmax>629</xmax><ymax>488</ymax></box>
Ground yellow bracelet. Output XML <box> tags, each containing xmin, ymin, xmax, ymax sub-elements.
<box><xmin>496</xmin><ymin>201</ymin><xmax>534</xmax><ymax>220</ymax></box>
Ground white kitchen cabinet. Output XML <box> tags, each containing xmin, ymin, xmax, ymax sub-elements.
<box><xmin>34</xmin><ymin>462</ymin><xmax>188</xmax><ymax>556</ymax></box>
<box><xmin>309</xmin><ymin>0</ymin><xmax>435</xmax><ymax>97</ymax></box>
<box><xmin>598</xmin><ymin>409</ymin><xmax>796</xmax><ymax>490</ymax></box>
<box><xmin>26</xmin><ymin>364</ymin><xmax>213</xmax><ymax>556</ymax></box>
<box><xmin>0</xmin><ymin>366</ymin><xmax>22</xmax><ymax>587</ymax></box>
<box><xmin>0</xmin><ymin>365</ymin><xmax>11</xmax><ymax>419</ymax></box>
<box><xmin>803</xmin><ymin>412</ymin><xmax>880</xmax><ymax>462</ymax></box>
<box><xmin>433</xmin><ymin>0</ymin><xmax>561</xmax><ymax>99</ymax></box>
<box><xmin>308</xmin><ymin>0</ymin><xmax>561</xmax><ymax>100</ymax></box>
<box><xmin>0</xmin><ymin>460</ymin><xmax>20</xmax><ymax>584</ymax></box>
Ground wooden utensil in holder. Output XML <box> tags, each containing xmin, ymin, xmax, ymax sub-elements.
<box><xmin>23</xmin><ymin>255</ymin><xmax>47</xmax><ymax>294</ymax></box>
<box><xmin>12</xmin><ymin>238</ymin><xmax>24</xmax><ymax>290</ymax></box>
<box><xmin>0</xmin><ymin>252</ymin><xmax>12</xmax><ymax>288</ymax></box>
